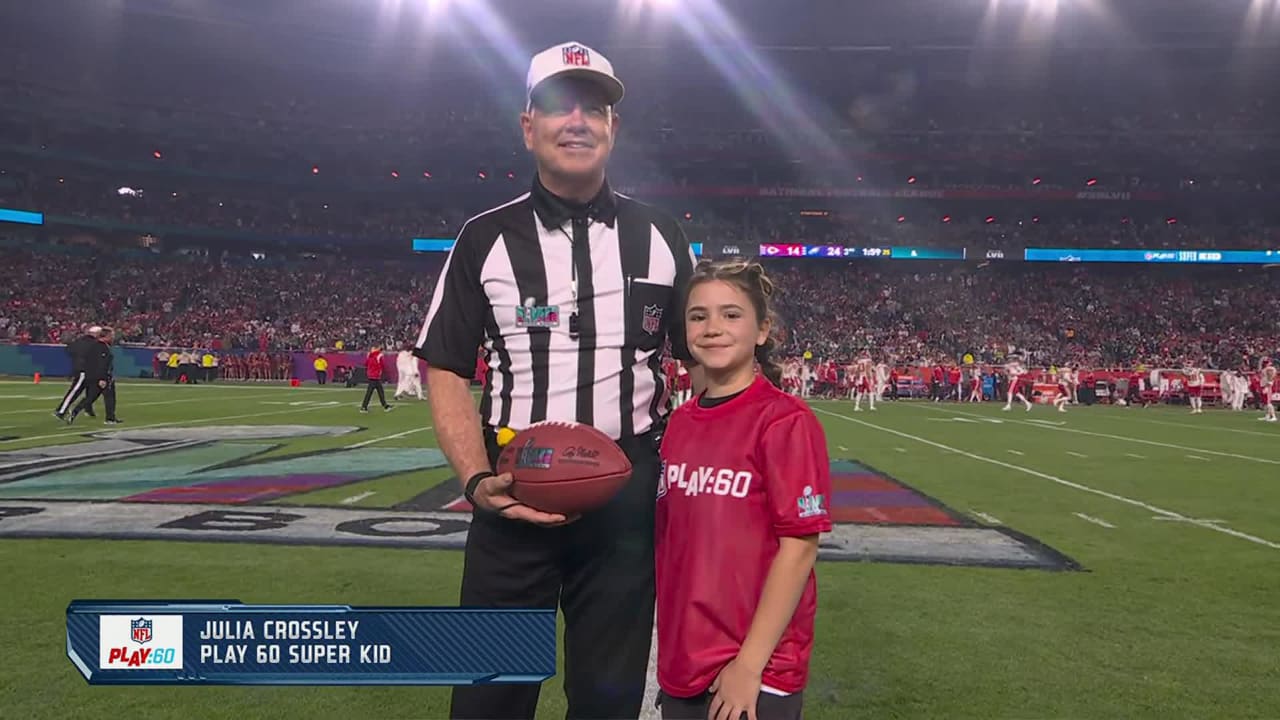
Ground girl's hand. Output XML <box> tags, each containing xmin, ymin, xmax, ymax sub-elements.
<box><xmin>708</xmin><ymin>657</ymin><xmax>762</xmax><ymax>720</ymax></box>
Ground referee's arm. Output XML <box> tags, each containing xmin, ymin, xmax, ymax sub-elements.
<box><xmin>415</xmin><ymin>225</ymin><xmax>492</xmax><ymax>485</ymax></box>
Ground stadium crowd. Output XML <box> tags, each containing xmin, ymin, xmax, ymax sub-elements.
<box><xmin>4</xmin><ymin>240</ymin><xmax>1277</xmax><ymax>374</ymax></box>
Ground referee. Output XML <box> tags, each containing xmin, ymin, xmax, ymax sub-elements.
<box><xmin>67</xmin><ymin>326</ymin><xmax>121</xmax><ymax>425</ymax></box>
<box><xmin>415</xmin><ymin>41</ymin><xmax>699</xmax><ymax>720</ymax></box>
<box><xmin>53</xmin><ymin>325</ymin><xmax>99</xmax><ymax>421</ymax></box>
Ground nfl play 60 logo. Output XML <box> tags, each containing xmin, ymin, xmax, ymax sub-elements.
<box><xmin>98</xmin><ymin>615</ymin><xmax>184</xmax><ymax>669</ymax></box>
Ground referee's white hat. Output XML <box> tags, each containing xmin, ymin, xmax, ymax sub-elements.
<box><xmin>526</xmin><ymin>41</ymin><xmax>624</xmax><ymax>109</ymax></box>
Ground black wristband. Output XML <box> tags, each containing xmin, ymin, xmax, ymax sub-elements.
<box><xmin>464</xmin><ymin>471</ymin><xmax>497</xmax><ymax>505</ymax></box>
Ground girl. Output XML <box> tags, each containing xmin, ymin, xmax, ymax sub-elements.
<box><xmin>655</xmin><ymin>259</ymin><xmax>833</xmax><ymax>720</ymax></box>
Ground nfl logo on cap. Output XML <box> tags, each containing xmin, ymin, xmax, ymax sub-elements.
<box><xmin>562</xmin><ymin>44</ymin><xmax>590</xmax><ymax>67</ymax></box>
<box><xmin>526</xmin><ymin>41</ymin><xmax>625</xmax><ymax>109</ymax></box>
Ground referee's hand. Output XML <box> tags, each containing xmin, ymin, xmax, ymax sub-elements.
<box><xmin>473</xmin><ymin>472</ymin><xmax>578</xmax><ymax>527</ymax></box>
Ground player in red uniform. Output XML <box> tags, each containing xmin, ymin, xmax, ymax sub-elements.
<box><xmin>1261</xmin><ymin>360</ymin><xmax>1277</xmax><ymax>423</ymax></box>
<box><xmin>1053</xmin><ymin>367</ymin><xmax>1072</xmax><ymax>413</ymax></box>
<box><xmin>1002</xmin><ymin>358</ymin><xmax>1033</xmax><ymax>412</ymax></box>
<box><xmin>656</xmin><ymin>259</ymin><xmax>832</xmax><ymax>720</ymax></box>
<box><xmin>1185</xmin><ymin>363</ymin><xmax>1205</xmax><ymax>414</ymax></box>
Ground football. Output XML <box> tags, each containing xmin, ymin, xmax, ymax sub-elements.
<box><xmin>495</xmin><ymin>421</ymin><xmax>632</xmax><ymax>515</ymax></box>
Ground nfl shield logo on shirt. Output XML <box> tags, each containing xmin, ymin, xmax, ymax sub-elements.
<box><xmin>131</xmin><ymin>617</ymin><xmax>153</xmax><ymax>644</ymax></box>
<box><xmin>642</xmin><ymin>304</ymin><xmax>663</xmax><ymax>335</ymax></box>
<box><xmin>796</xmin><ymin>485</ymin><xmax>827</xmax><ymax>519</ymax></box>
<box><xmin>562</xmin><ymin>44</ymin><xmax>590</xmax><ymax>67</ymax></box>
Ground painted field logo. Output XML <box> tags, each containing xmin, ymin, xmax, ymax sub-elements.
<box><xmin>0</xmin><ymin>427</ymin><xmax>1079</xmax><ymax>572</ymax></box>
<box><xmin>796</xmin><ymin>485</ymin><xmax>827</xmax><ymax>519</ymax></box>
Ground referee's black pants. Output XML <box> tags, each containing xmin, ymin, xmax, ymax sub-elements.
<box><xmin>56</xmin><ymin>372</ymin><xmax>90</xmax><ymax>416</ymax></box>
<box><xmin>72</xmin><ymin>378</ymin><xmax>116</xmax><ymax>420</ymax></box>
<box><xmin>449</xmin><ymin>428</ymin><xmax>659</xmax><ymax>720</ymax></box>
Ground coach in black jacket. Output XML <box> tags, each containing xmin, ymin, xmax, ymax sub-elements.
<box><xmin>53</xmin><ymin>327</ymin><xmax>99</xmax><ymax>420</ymax></box>
<box><xmin>66</xmin><ymin>327</ymin><xmax>121</xmax><ymax>425</ymax></box>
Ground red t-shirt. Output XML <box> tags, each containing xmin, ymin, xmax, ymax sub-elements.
<box><xmin>366</xmin><ymin>352</ymin><xmax>384</xmax><ymax>380</ymax></box>
<box><xmin>656</xmin><ymin>374</ymin><xmax>834</xmax><ymax>698</ymax></box>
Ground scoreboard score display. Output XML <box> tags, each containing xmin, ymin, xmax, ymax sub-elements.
<box><xmin>68</xmin><ymin>600</ymin><xmax>555</xmax><ymax>685</ymax></box>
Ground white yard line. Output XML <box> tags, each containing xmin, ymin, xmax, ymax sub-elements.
<box><xmin>1074</xmin><ymin>513</ymin><xmax>1116</xmax><ymax>529</ymax></box>
<box><xmin>0</xmin><ymin>402</ymin><xmax>344</xmax><ymax>446</ymax></box>
<box><xmin>1103</xmin><ymin>415</ymin><xmax>1279</xmax><ymax>439</ymax></box>
<box><xmin>814</xmin><ymin>407</ymin><xmax>1280</xmax><ymax>551</ymax></box>
<box><xmin>340</xmin><ymin>491</ymin><xmax>377</xmax><ymax>505</ymax></box>
<box><xmin>915</xmin><ymin>404</ymin><xmax>1280</xmax><ymax>467</ymax></box>
<box><xmin>1007</xmin><ymin>449</ymin><xmax>1024</xmax><ymax>456</ymax></box>
<box><xmin>971</xmin><ymin>511</ymin><xmax>1002</xmax><ymax>525</ymax></box>
<box><xmin>1125</xmin><ymin>453</ymin><xmax>1147</xmax><ymax>459</ymax></box>
<box><xmin>1186</xmin><ymin>455</ymin><xmax>1210</xmax><ymax>461</ymax></box>
<box><xmin>347</xmin><ymin>427</ymin><xmax>432</xmax><ymax>449</ymax></box>
<box><xmin>1066</xmin><ymin>451</ymin><xmax>1089</xmax><ymax>458</ymax></box>
<box><xmin>0</xmin><ymin>393</ymin><xmax>269</xmax><ymax>416</ymax></box>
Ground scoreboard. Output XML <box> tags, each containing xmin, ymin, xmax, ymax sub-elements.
<box><xmin>756</xmin><ymin>243</ymin><xmax>966</xmax><ymax>260</ymax></box>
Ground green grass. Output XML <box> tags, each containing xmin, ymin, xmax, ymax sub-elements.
<box><xmin>2</xmin><ymin>379</ymin><xmax>1279</xmax><ymax>718</ymax></box>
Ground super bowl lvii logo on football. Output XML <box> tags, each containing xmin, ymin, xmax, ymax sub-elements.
<box><xmin>99</xmin><ymin>615</ymin><xmax>184</xmax><ymax>669</ymax></box>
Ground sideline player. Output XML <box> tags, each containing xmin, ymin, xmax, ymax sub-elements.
<box><xmin>1185</xmin><ymin>363</ymin><xmax>1205</xmax><ymax>414</ymax></box>
<box><xmin>851</xmin><ymin>351</ymin><xmax>875</xmax><ymax>411</ymax></box>
<box><xmin>1261</xmin><ymin>360</ymin><xmax>1277</xmax><ymax>423</ymax></box>
<box><xmin>968</xmin><ymin>365</ymin><xmax>984</xmax><ymax>403</ymax></box>
<box><xmin>394</xmin><ymin>343</ymin><xmax>426</xmax><ymax>400</ymax></box>
<box><xmin>1002</xmin><ymin>357</ymin><xmax>1033</xmax><ymax>412</ymax></box>
<box><xmin>1053</xmin><ymin>367</ymin><xmax>1071</xmax><ymax>413</ymax></box>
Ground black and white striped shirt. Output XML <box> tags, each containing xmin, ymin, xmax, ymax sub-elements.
<box><xmin>415</xmin><ymin>176</ymin><xmax>696</xmax><ymax>441</ymax></box>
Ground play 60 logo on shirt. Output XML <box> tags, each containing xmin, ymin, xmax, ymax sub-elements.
<box><xmin>660</xmin><ymin>462</ymin><xmax>752</xmax><ymax>499</ymax></box>
<box><xmin>99</xmin><ymin>615</ymin><xmax>184</xmax><ymax>669</ymax></box>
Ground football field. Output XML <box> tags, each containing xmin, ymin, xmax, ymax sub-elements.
<box><xmin>1</xmin><ymin>378</ymin><xmax>1278</xmax><ymax>719</ymax></box>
